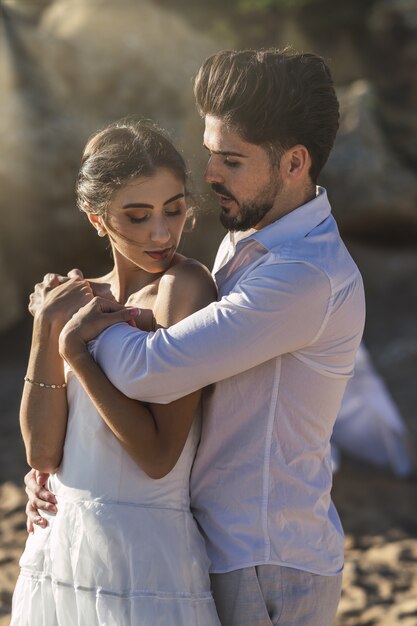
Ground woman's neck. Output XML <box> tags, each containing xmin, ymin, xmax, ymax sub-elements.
<box><xmin>106</xmin><ymin>254</ymin><xmax>162</xmax><ymax>304</ymax></box>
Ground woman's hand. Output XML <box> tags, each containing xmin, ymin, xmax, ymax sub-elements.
<box><xmin>29</xmin><ymin>269</ymin><xmax>84</xmax><ymax>318</ymax></box>
<box><xmin>59</xmin><ymin>297</ymin><xmax>140</xmax><ymax>363</ymax></box>
<box><xmin>30</xmin><ymin>270</ymin><xmax>93</xmax><ymax>331</ymax></box>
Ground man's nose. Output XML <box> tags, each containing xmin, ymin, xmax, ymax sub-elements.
<box><xmin>204</xmin><ymin>157</ymin><xmax>223</xmax><ymax>185</ymax></box>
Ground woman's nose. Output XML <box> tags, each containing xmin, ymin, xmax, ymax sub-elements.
<box><xmin>150</xmin><ymin>219</ymin><xmax>171</xmax><ymax>244</ymax></box>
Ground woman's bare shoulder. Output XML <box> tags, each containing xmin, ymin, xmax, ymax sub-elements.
<box><xmin>165</xmin><ymin>255</ymin><xmax>214</xmax><ymax>284</ymax></box>
<box><xmin>155</xmin><ymin>257</ymin><xmax>217</xmax><ymax>326</ymax></box>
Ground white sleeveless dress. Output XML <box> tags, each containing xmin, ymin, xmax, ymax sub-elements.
<box><xmin>11</xmin><ymin>363</ymin><xmax>220</xmax><ymax>626</ymax></box>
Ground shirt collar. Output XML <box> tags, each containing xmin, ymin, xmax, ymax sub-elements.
<box><xmin>231</xmin><ymin>186</ymin><xmax>331</xmax><ymax>253</ymax></box>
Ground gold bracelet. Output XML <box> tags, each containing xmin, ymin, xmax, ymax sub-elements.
<box><xmin>24</xmin><ymin>376</ymin><xmax>67</xmax><ymax>389</ymax></box>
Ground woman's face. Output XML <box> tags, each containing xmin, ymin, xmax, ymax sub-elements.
<box><xmin>103</xmin><ymin>167</ymin><xmax>188</xmax><ymax>274</ymax></box>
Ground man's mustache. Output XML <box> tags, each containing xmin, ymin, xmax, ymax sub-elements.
<box><xmin>211</xmin><ymin>183</ymin><xmax>237</xmax><ymax>203</ymax></box>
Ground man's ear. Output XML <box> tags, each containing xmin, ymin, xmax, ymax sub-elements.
<box><xmin>280</xmin><ymin>145</ymin><xmax>311</xmax><ymax>181</ymax></box>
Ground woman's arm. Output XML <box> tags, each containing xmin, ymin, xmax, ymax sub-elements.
<box><xmin>21</xmin><ymin>316</ymin><xmax>68</xmax><ymax>473</ymax></box>
<box><xmin>20</xmin><ymin>278</ymin><xmax>93</xmax><ymax>473</ymax></box>
<box><xmin>60</xmin><ymin>261</ymin><xmax>217</xmax><ymax>479</ymax></box>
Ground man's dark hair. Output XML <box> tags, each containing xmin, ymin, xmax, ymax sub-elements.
<box><xmin>194</xmin><ymin>49</ymin><xmax>339</xmax><ymax>183</ymax></box>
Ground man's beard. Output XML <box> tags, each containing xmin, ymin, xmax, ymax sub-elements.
<box><xmin>220</xmin><ymin>198</ymin><xmax>272</xmax><ymax>231</ymax></box>
<box><xmin>212</xmin><ymin>176</ymin><xmax>282</xmax><ymax>232</ymax></box>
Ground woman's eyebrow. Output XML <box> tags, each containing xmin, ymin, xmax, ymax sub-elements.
<box><xmin>122</xmin><ymin>202</ymin><xmax>153</xmax><ymax>209</ymax></box>
<box><xmin>122</xmin><ymin>193</ymin><xmax>185</xmax><ymax>210</ymax></box>
<box><xmin>163</xmin><ymin>193</ymin><xmax>185</xmax><ymax>206</ymax></box>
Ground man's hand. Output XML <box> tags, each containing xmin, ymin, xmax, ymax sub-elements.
<box><xmin>29</xmin><ymin>269</ymin><xmax>93</xmax><ymax>331</ymax></box>
<box><xmin>59</xmin><ymin>297</ymin><xmax>140</xmax><ymax>362</ymax></box>
<box><xmin>24</xmin><ymin>469</ymin><xmax>57</xmax><ymax>533</ymax></box>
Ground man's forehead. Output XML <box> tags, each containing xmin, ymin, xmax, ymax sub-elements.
<box><xmin>203</xmin><ymin>116</ymin><xmax>270</xmax><ymax>162</ymax></box>
<box><xmin>203</xmin><ymin>115</ymin><xmax>245</xmax><ymax>151</ymax></box>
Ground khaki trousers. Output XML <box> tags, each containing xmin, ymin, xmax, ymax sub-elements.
<box><xmin>210</xmin><ymin>564</ymin><xmax>342</xmax><ymax>626</ymax></box>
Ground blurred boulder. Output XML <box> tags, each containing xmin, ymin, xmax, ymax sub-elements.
<box><xmin>39</xmin><ymin>0</ymin><xmax>223</xmax><ymax>263</ymax></box>
<box><xmin>0</xmin><ymin>252</ymin><xmax>21</xmax><ymax>332</ymax></box>
<box><xmin>39</xmin><ymin>0</ymin><xmax>215</xmax><ymax>136</ymax></box>
<box><xmin>0</xmin><ymin>0</ymin><xmax>218</xmax><ymax>331</ymax></box>
<box><xmin>322</xmin><ymin>80</ymin><xmax>417</xmax><ymax>238</ymax></box>
<box><xmin>368</xmin><ymin>0</ymin><xmax>417</xmax><ymax>168</ymax></box>
<box><xmin>0</xmin><ymin>2</ymin><xmax>81</xmax><ymax>330</ymax></box>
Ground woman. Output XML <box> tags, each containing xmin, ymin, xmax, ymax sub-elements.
<box><xmin>11</xmin><ymin>120</ymin><xmax>220</xmax><ymax>625</ymax></box>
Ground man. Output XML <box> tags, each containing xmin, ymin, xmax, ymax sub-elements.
<box><xmin>25</xmin><ymin>49</ymin><xmax>365</xmax><ymax>625</ymax></box>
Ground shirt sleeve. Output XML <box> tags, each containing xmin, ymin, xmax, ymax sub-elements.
<box><xmin>90</xmin><ymin>260</ymin><xmax>331</xmax><ymax>403</ymax></box>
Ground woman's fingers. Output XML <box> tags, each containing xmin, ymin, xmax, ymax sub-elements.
<box><xmin>31</xmin><ymin>276</ymin><xmax>93</xmax><ymax>320</ymax></box>
<box><xmin>43</xmin><ymin>273</ymin><xmax>67</xmax><ymax>288</ymax></box>
<box><xmin>85</xmin><ymin>298</ymin><xmax>140</xmax><ymax>338</ymax></box>
<box><xmin>60</xmin><ymin>297</ymin><xmax>140</xmax><ymax>348</ymax></box>
<box><xmin>67</xmin><ymin>268</ymin><xmax>84</xmax><ymax>280</ymax></box>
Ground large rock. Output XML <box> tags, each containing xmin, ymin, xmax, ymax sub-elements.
<box><xmin>0</xmin><ymin>252</ymin><xmax>21</xmax><ymax>333</ymax></box>
<box><xmin>322</xmin><ymin>80</ymin><xmax>417</xmax><ymax>238</ymax></box>
<box><xmin>39</xmin><ymin>0</ymin><xmax>224</xmax><ymax>263</ymax></box>
<box><xmin>368</xmin><ymin>0</ymin><xmax>417</xmax><ymax>167</ymax></box>
<box><xmin>0</xmin><ymin>2</ymin><xmax>108</xmax><ymax>325</ymax></box>
<box><xmin>39</xmin><ymin>0</ymin><xmax>215</xmax><ymax>135</ymax></box>
<box><xmin>0</xmin><ymin>0</ymin><xmax>219</xmax><ymax>331</ymax></box>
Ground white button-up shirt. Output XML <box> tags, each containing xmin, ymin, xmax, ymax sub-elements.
<box><xmin>91</xmin><ymin>187</ymin><xmax>365</xmax><ymax>575</ymax></box>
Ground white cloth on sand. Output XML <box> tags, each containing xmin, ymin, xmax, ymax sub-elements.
<box><xmin>331</xmin><ymin>343</ymin><xmax>416</xmax><ymax>477</ymax></box>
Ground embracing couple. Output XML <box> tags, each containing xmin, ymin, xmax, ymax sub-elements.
<box><xmin>11</xmin><ymin>48</ymin><xmax>365</xmax><ymax>626</ymax></box>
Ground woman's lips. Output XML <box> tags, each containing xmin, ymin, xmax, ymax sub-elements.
<box><xmin>145</xmin><ymin>247</ymin><xmax>173</xmax><ymax>260</ymax></box>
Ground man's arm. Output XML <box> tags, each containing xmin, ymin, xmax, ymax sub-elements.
<box><xmin>91</xmin><ymin>261</ymin><xmax>333</xmax><ymax>403</ymax></box>
<box><xmin>59</xmin><ymin>261</ymin><xmax>216</xmax><ymax>478</ymax></box>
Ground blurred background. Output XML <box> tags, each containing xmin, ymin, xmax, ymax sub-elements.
<box><xmin>0</xmin><ymin>0</ymin><xmax>416</xmax><ymax>624</ymax></box>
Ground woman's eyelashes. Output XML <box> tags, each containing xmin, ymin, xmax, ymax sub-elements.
<box><xmin>165</xmin><ymin>207</ymin><xmax>183</xmax><ymax>217</ymax></box>
<box><xmin>127</xmin><ymin>213</ymin><xmax>148</xmax><ymax>224</ymax></box>
<box><xmin>127</xmin><ymin>206</ymin><xmax>184</xmax><ymax>224</ymax></box>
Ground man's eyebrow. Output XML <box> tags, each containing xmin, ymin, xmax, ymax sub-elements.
<box><xmin>203</xmin><ymin>144</ymin><xmax>247</xmax><ymax>158</ymax></box>
<box><xmin>122</xmin><ymin>193</ymin><xmax>185</xmax><ymax>210</ymax></box>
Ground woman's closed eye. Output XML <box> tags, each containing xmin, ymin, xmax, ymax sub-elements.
<box><xmin>164</xmin><ymin>200</ymin><xmax>186</xmax><ymax>217</ymax></box>
<box><xmin>127</xmin><ymin>205</ymin><xmax>184</xmax><ymax>224</ymax></box>
<box><xmin>127</xmin><ymin>213</ymin><xmax>149</xmax><ymax>224</ymax></box>
<box><xmin>164</xmin><ymin>207</ymin><xmax>183</xmax><ymax>217</ymax></box>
